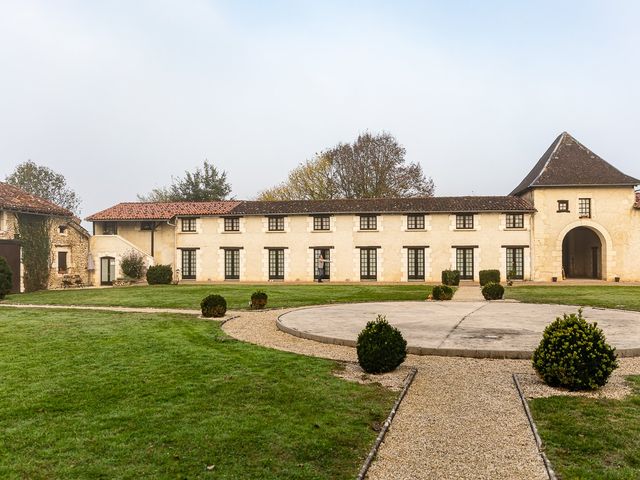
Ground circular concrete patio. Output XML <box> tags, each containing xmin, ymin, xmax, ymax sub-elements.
<box><xmin>277</xmin><ymin>301</ymin><xmax>640</xmax><ymax>358</ymax></box>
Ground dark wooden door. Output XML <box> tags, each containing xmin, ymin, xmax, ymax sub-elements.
<box><xmin>0</xmin><ymin>240</ymin><xmax>21</xmax><ymax>293</ymax></box>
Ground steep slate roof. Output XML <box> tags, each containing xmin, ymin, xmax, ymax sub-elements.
<box><xmin>86</xmin><ymin>201</ymin><xmax>241</xmax><ymax>221</ymax></box>
<box><xmin>511</xmin><ymin>132</ymin><xmax>640</xmax><ymax>196</ymax></box>
<box><xmin>229</xmin><ymin>196</ymin><xmax>535</xmax><ymax>215</ymax></box>
<box><xmin>0</xmin><ymin>182</ymin><xmax>73</xmax><ymax>217</ymax></box>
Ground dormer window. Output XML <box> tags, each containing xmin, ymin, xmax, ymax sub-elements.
<box><xmin>557</xmin><ymin>200</ymin><xmax>569</xmax><ymax>213</ymax></box>
<box><xmin>579</xmin><ymin>198</ymin><xmax>591</xmax><ymax>218</ymax></box>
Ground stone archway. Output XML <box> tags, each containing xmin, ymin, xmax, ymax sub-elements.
<box><xmin>562</xmin><ymin>226</ymin><xmax>602</xmax><ymax>279</ymax></box>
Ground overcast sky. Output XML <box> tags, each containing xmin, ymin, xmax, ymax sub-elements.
<box><xmin>1</xmin><ymin>0</ymin><xmax>639</xmax><ymax>218</ymax></box>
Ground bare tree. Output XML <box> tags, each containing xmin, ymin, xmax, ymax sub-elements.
<box><xmin>258</xmin><ymin>132</ymin><xmax>434</xmax><ymax>200</ymax></box>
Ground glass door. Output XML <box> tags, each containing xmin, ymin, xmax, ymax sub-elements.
<box><xmin>407</xmin><ymin>248</ymin><xmax>425</xmax><ymax>280</ymax></box>
<box><xmin>456</xmin><ymin>248</ymin><xmax>474</xmax><ymax>280</ymax></box>
<box><xmin>100</xmin><ymin>257</ymin><xmax>115</xmax><ymax>285</ymax></box>
<box><xmin>313</xmin><ymin>248</ymin><xmax>331</xmax><ymax>280</ymax></box>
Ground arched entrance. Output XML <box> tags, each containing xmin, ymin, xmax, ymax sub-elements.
<box><xmin>562</xmin><ymin>227</ymin><xmax>602</xmax><ymax>279</ymax></box>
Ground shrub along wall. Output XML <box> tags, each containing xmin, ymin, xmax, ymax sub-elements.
<box><xmin>16</xmin><ymin>213</ymin><xmax>51</xmax><ymax>292</ymax></box>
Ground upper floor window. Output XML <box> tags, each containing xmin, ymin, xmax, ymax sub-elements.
<box><xmin>313</xmin><ymin>215</ymin><xmax>330</xmax><ymax>231</ymax></box>
<box><xmin>455</xmin><ymin>214</ymin><xmax>474</xmax><ymax>230</ymax></box>
<box><xmin>506</xmin><ymin>213</ymin><xmax>524</xmax><ymax>229</ymax></box>
<box><xmin>557</xmin><ymin>200</ymin><xmax>569</xmax><ymax>213</ymax></box>
<box><xmin>359</xmin><ymin>215</ymin><xmax>377</xmax><ymax>230</ymax></box>
<box><xmin>58</xmin><ymin>225</ymin><xmax>68</xmax><ymax>235</ymax></box>
<box><xmin>141</xmin><ymin>221</ymin><xmax>155</xmax><ymax>231</ymax></box>
<box><xmin>407</xmin><ymin>214</ymin><xmax>425</xmax><ymax>230</ymax></box>
<box><xmin>224</xmin><ymin>217</ymin><xmax>240</xmax><ymax>232</ymax></box>
<box><xmin>181</xmin><ymin>218</ymin><xmax>196</xmax><ymax>232</ymax></box>
<box><xmin>268</xmin><ymin>216</ymin><xmax>285</xmax><ymax>231</ymax></box>
<box><xmin>579</xmin><ymin>198</ymin><xmax>591</xmax><ymax>218</ymax></box>
<box><xmin>102</xmin><ymin>222</ymin><xmax>117</xmax><ymax>235</ymax></box>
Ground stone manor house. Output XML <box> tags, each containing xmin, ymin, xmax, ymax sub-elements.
<box><xmin>84</xmin><ymin>132</ymin><xmax>640</xmax><ymax>285</ymax></box>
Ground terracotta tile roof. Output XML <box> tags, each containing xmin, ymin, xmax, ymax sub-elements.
<box><xmin>511</xmin><ymin>132</ymin><xmax>640</xmax><ymax>196</ymax></box>
<box><xmin>85</xmin><ymin>201</ymin><xmax>242</xmax><ymax>221</ymax></box>
<box><xmin>229</xmin><ymin>196</ymin><xmax>535</xmax><ymax>215</ymax></box>
<box><xmin>0</xmin><ymin>182</ymin><xmax>73</xmax><ymax>217</ymax></box>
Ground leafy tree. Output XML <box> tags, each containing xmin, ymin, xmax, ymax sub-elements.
<box><xmin>138</xmin><ymin>161</ymin><xmax>232</xmax><ymax>202</ymax></box>
<box><xmin>257</xmin><ymin>132</ymin><xmax>434</xmax><ymax>200</ymax></box>
<box><xmin>6</xmin><ymin>160</ymin><xmax>81</xmax><ymax>214</ymax></box>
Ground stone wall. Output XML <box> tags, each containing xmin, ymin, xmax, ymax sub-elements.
<box><xmin>47</xmin><ymin>219</ymin><xmax>91</xmax><ymax>289</ymax></box>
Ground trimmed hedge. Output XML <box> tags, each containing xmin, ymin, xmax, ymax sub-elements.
<box><xmin>481</xmin><ymin>282</ymin><xmax>504</xmax><ymax>300</ymax></box>
<box><xmin>357</xmin><ymin>315</ymin><xmax>407</xmax><ymax>374</ymax></box>
<box><xmin>432</xmin><ymin>284</ymin><xmax>454</xmax><ymax>301</ymax></box>
<box><xmin>441</xmin><ymin>269</ymin><xmax>460</xmax><ymax>286</ymax></box>
<box><xmin>201</xmin><ymin>294</ymin><xmax>227</xmax><ymax>318</ymax></box>
<box><xmin>532</xmin><ymin>309</ymin><xmax>618</xmax><ymax>390</ymax></box>
<box><xmin>0</xmin><ymin>256</ymin><xmax>12</xmax><ymax>299</ymax></box>
<box><xmin>250</xmin><ymin>290</ymin><xmax>268</xmax><ymax>309</ymax></box>
<box><xmin>146</xmin><ymin>264</ymin><xmax>173</xmax><ymax>285</ymax></box>
<box><xmin>479</xmin><ymin>269</ymin><xmax>500</xmax><ymax>286</ymax></box>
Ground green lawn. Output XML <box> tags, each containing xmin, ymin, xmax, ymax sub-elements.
<box><xmin>530</xmin><ymin>376</ymin><xmax>640</xmax><ymax>479</ymax></box>
<box><xmin>0</xmin><ymin>309</ymin><xmax>396</xmax><ymax>479</ymax></box>
<box><xmin>505</xmin><ymin>286</ymin><xmax>640</xmax><ymax>312</ymax></box>
<box><xmin>3</xmin><ymin>283</ymin><xmax>432</xmax><ymax>310</ymax></box>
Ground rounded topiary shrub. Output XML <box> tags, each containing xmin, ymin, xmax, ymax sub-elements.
<box><xmin>146</xmin><ymin>264</ymin><xmax>173</xmax><ymax>285</ymax></box>
<box><xmin>201</xmin><ymin>294</ymin><xmax>227</xmax><ymax>318</ymax></box>
<box><xmin>533</xmin><ymin>309</ymin><xmax>618</xmax><ymax>390</ymax></box>
<box><xmin>357</xmin><ymin>315</ymin><xmax>407</xmax><ymax>374</ymax></box>
<box><xmin>250</xmin><ymin>290</ymin><xmax>268</xmax><ymax>309</ymax></box>
<box><xmin>432</xmin><ymin>284</ymin><xmax>454</xmax><ymax>301</ymax></box>
<box><xmin>481</xmin><ymin>282</ymin><xmax>504</xmax><ymax>300</ymax></box>
<box><xmin>479</xmin><ymin>269</ymin><xmax>501</xmax><ymax>286</ymax></box>
<box><xmin>0</xmin><ymin>256</ymin><xmax>12</xmax><ymax>300</ymax></box>
<box><xmin>441</xmin><ymin>269</ymin><xmax>460</xmax><ymax>286</ymax></box>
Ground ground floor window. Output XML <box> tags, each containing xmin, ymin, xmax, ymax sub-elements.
<box><xmin>456</xmin><ymin>248</ymin><xmax>474</xmax><ymax>280</ymax></box>
<box><xmin>268</xmin><ymin>249</ymin><xmax>285</xmax><ymax>280</ymax></box>
<box><xmin>407</xmin><ymin>248</ymin><xmax>425</xmax><ymax>280</ymax></box>
<box><xmin>506</xmin><ymin>247</ymin><xmax>524</xmax><ymax>280</ymax></box>
<box><xmin>224</xmin><ymin>249</ymin><xmax>240</xmax><ymax>280</ymax></box>
<box><xmin>57</xmin><ymin>251</ymin><xmax>68</xmax><ymax>274</ymax></box>
<box><xmin>360</xmin><ymin>248</ymin><xmax>377</xmax><ymax>280</ymax></box>
<box><xmin>181</xmin><ymin>249</ymin><xmax>197</xmax><ymax>279</ymax></box>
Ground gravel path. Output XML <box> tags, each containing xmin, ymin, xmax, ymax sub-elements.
<box><xmin>223</xmin><ymin>309</ymin><xmax>640</xmax><ymax>480</ymax></box>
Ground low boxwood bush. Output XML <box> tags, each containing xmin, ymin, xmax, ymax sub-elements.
<box><xmin>0</xmin><ymin>256</ymin><xmax>12</xmax><ymax>299</ymax></box>
<box><xmin>201</xmin><ymin>294</ymin><xmax>227</xmax><ymax>318</ymax></box>
<box><xmin>479</xmin><ymin>269</ymin><xmax>500</xmax><ymax>286</ymax></box>
<box><xmin>532</xmin><ymin>309</ymin><xmax>618</xmax><ymax>390</ymax></box>
<box><xmin>250</xmin><ymin>290</ymin><xmax>268</xmax><ymax>309</ymax></box>
<box><xmin>357</xmin><ymin>315</ymin><xmax>407</xmax><ymax>374</ymax></box>
<box><xmin>146</xmin><ymin>264</ymin><xmax>173</xmax><ymax>285</ymax></box>
<box><xmin>432</xmin><ymin>284</ymin><xmax>454</xmax><ymax>301</ymax></box>
<box><xmin>481</xmin><ymin>282</ymin><xmax>504</xmax><ymax>300</ymax></box>
<box><xmin>441</xmin><ymin>269</ymin><xmax>460</xmax><ymax>286</ymax></box>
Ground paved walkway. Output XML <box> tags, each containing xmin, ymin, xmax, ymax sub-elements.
<box><xmin>278</xmin><ymin>301</ymin><xmax>640</xmax><ymax>358</ymax></box>
<box><xmin>453</xmin><ymin>284</ymin><xmax>485</xmax><ymax>301</ymax></box>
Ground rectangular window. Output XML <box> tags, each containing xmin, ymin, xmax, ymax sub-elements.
<box><xmin>58</xmin><ymin>225</ymin><xmax>68</xmax><ymax>235</ymax></box>
<box><xmin>57</xmin><ymin>251</ymin><xmax>68</xmax><ymax>274</ymax></box>
<box><xmin>506</xmin><ymin>214</ymin><xmax>524</xmax><ymax>229</ymax></box>
<box><xmin>224</xmin><ymin>249</ymin><xmax>240</xmax><ymax>280</ymax></box>
<box><xmin>181</xmin><ymin>218</ymin><xmax>196</xmax><ymax>232</ymax></box>
<box><xmin>456</xmin><ymin>214</ymin><xmax>474</xmax><ymax>230</ymax></box>
<box><xmin>313</xmin><ymin>215</ymin><xmax>330</xmax><ymax>231</ymax></box>
<box><xmin>224</xmin><ymin>217</ymin><xmax>240</xmax><ymax>232</ymax></box>
<box><xmin>360</xmin><ymin>248</ymin><xmax>377</xmax><ymax>280</ymax></box>
<box><xmin>359</xmin><ymin>215</ymin><xmax>377</xmax><ymax>230</ymax></box>
<box><xmin>102</xmin><ymin>222</ymin><xmax>117</xmax><ymax>235</ymax></box>
<box><xmin>506</xmin><ymin>247</ymin><xmax>524</xmax><ymax>280</ymax></box>
<box><xmin>181</xmin><ymin>249</ymin><xmax>197</xmax><ymax>279</ymax></box>
<box><xmin>268</xmin><ymin>216</ymin><xmax>285</xmax><ymax>231</ymax></box>
<box><xmin>557</xmin><ymin>200</ymin><xmax>569</xmax><ymax>212</ymax></box>
<box><xmin>407</xmin><ymin>214</ymin><xmax>425</xmax><ymax>230</ymax></box>
<box><xmin>141</xmin><ymin>221</ymin><xmax>154</xmax><ymax>231</ymax></box>
<box><xmin>579</xmin><ymin>198</ymin><xmax>591</xmax><ymax>218</ymax></box>
<box><xmin>456</xmin><ymin>248</ymin><xmax>474</xmax><ymax>280</ymax></box>
<box><xmin>407</xmin><ymin>248</ymin><xmax>425</xmax><ymax>280</ymax></box>
<box><xmin>268</xmin><ymin>249</ymin><xmax>285</xmax><ymax>280</ymax></box>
